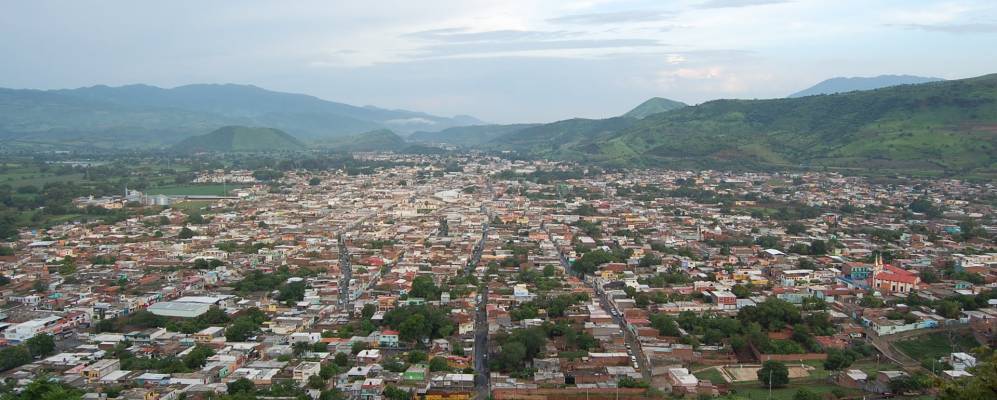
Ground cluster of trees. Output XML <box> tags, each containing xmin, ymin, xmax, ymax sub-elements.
<box><xmin>225</xmin><ymin>376</ymin><xmax>344</xmax><ymax>400</ymax></box>
<box><xmin>491</xmin><ymin>327</ymin><xmax>547</xmax><ymax>375</ymax></box>
<box><xmin>225</xmin><ymin>308</ymin><xmax>268</xmax><ymax>342</ymax></box>
<box><xmin>233</xmin><ymin>266</ymin><xmax>318</xmax><ymax>296</ymax></box>
<box><xmin>408</xmin><ymin>275</ymin><xmax>441</xmax><ymax>300</ymax></box>
<box><xmin>823</xmin><ymin>345</ymin><xmax>875</xmax><ymax>371</ymax></box>
<box><xmin>0</xmin><ymin>334</ymin><xmax>55</xmax><ymax>372</ymax></box>
<box><xmin>382</xmin><ymin>305</ymin><xmax>454</xmax><ymax>343</ymax></box>
<box><xmin>647</xmin><ymin>299</ymin><xmax>836</xmax><ymax>353</ymax></box>
<box><xmin>509</xmin><ymin>293</ymin><xmax>589</xmax><ymax>321</ymax></box>
<box><xmin>639</xmin><ymin>269</ymin><xmax>693</xmax><ymax>287</ymax></box>
<box><xmin>909</xmin><ymin>197</ymin><xmax>944</xmax><ymax>218</ymax></box>
<box><xmin>572</xmin><ymin>247</ymin><xmax>632</xmax><ymax>275</ymax></box>
<box><xmin>1</xmin><ymin>375</ymin><xmax>83</xmax><ymax>400</ymax></box>
<box><xmin>95</xmin><ymin>307</ymin><xmax>232</xmax><ymax>335</ymax></box>
<box><xmin>109</xmin><ymin>341</ymin><xmax>216</xmax><ymax>373</ymax></box>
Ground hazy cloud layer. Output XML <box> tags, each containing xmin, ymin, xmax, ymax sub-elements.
<box><xmin>1</xmin><ymin>0</ymin><xmax>995</xmax><ymax>123</ymax></box>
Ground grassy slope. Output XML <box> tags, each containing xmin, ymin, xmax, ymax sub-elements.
<box><xmin>173</xmin><ymin>126</ymin><xmax>305</xmax><ymax>152</ymax></box>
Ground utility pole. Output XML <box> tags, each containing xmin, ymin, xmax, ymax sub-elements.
<box><xmin>768</xmin><ymin>367</ymin><xmax>773</xmax><ymax>400</ymax></box>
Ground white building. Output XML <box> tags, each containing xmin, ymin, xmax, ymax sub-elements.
<box><xmin>3</xmin><ymin>316</ymin><xmax>61</xmax><ymax>343</ymax></box>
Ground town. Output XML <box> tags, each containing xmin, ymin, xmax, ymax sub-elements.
<box><xmin>0</xmin><ymin>153</ymin><xmax>994</xmax><ymax>400</ymax></box>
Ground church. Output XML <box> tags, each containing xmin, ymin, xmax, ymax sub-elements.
<box><xmin>871</xmin><ymin>255</ymin><xmax>920</xmax><ymax>294</ymax></box>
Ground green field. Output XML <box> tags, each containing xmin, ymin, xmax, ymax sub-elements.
<box><xmin>894</xmin><ymin>332</ymin><xmax>980</xmax><ymax>363</ymax></box>
<box><xmin>694</xmin><ymin>367</ymin><xmax>727</xmax><ymax>384</ymax></box>
<box><xmin>169</xmin><ymin>200</ymin><xmax>215</xmax><ymax>213</ymax></box>
<box><xmin>145</xmin><ymin>184</ymin><xmax>239</xmax><ymax>196</ymax></box>
<box><xmin>726</xmin><ymin>383</ymin><xmax>861</xmax><ymax>400</ymax></box>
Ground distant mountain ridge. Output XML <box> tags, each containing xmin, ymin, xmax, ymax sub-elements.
<box><xmin>410</xmin><ymin>124</ymin><xmax>540</xmax><ymax>146</ymax></box>
<box><xmin>173</xmin><ymin>126</ymin><xmax>305</xmax><ymax>152</ymax></box>
<box><xmin>0</xmin><ymin>83</ymin><xmax>481</xmax><ymax>149</ymax></box>
<box><xmin>623</xmin><ymin>97</ymin><xmax>687</xmax><ymax>119</ymax></box>
<box><xmin>789</xmin><ymin>75</ymin><xmax>944</xmax><ymax>98</ymax></box>
<box><xmin>316</xmin><ymin>129</ymin><xmax>407</xmax><ymax>152</ymax></box>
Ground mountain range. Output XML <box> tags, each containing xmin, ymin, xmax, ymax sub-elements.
<box><xmin>0</xmin><ymin>83</ymin><xmax>480</xmax><ymax>149</ymax></box>
<box><xmin>479</xmin><ymin>74</ymin><xmax>996</xmax><ymax>176</ymax></box>
<box><xmin>1</xmin><ymin>74</ymin><xmax>994</xmax><ymax>176</ymax></box>
<box><xmin>789</xmin><ymin>75</ymin><xmax>944</xmax><ymax>98</ymax></box>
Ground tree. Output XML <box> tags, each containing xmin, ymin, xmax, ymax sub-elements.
<box><xmin>383</xmin><ymin>385</ymin><xmax>410</xmax><ymax>400</ymax></box>
<box><xmin>889</xmin><ymin>373</ymin><xmax>931</xmax><ymax>394</ymax></box>
<box><xmin>407</xmin><ymin>350</ymin><xmax>428</xmax><ymax>364</ymax></box>
<box><xmin>25</xmin><ymin>334</ymin><xmax>55</xmax><ymax>358</ymax></box>
<box><xmin>186</xmin><ymin>213</ymin><xmax>205</xmax><ymax>225</ymax></box>
<box><xmin>793</xmin><ymin>388</ymin><xmax>821</xmax><ymax>400</ymax></box>
<box><xmin>823</xmin><ymin>348</ymin><xmax>857</xmax><ymax>371</ymax></box>
<box><xmin>225</xmin><ymin>318</ymin><xmax>258</xmax><ymax>342</ymax></box>
<box><xmin>351</xmin><ymin>341</ymin><xmax>368</xmax><ymax>355</ymax></box>
<box><xmin>638</xmin><ymin>253</ymin><xmax>662</xmax><ymax>268</ymax></box>
<box><xmin>334</xmin><ymin>352</ymin><xmax>349</xmax><ymax>367</ymax></box>
<box><xmin>309</xmin><ymin>177</ymin><xmax>322</xmax><ymax>186</ymax></box>
<box><xmin>308</xmin><ymin>375</ymin><xmax>326</xmax><ymax>389</ymax></box>
<box><xmin>731</xmin><ymin>284</ymin><xmax>751</xmax><ymax>299</ymax></box>
<box><xmin>429</xmin><ymin>356</ymin><xmax>450</xmax><ymax>372</ymax></box>
<box><xmin>278</xmin><ymin>281</ymin><xmax>306</xmax><ymax>303</ymax></box>
<box><xmin>361</xmin><ymin>303</ymin><xmax>377</xmax><ymax>320</ymax></box>
<box><xmin>183</xmin><ymin>345</ymin><xmax>215</xmax><ymax>370</ymax></box>
<box><xmin>650</xmin><ymin>314</ymin><xmax>681</xmax><ymax>337</ymax></box>
<box><xmin>227</xmin><ymin>378</ymin><xmax>255</xmax><ymax>395</ymax></box>
<box><xmin>178</xmin><ymin>227</ymin><xmax>195</xmax><ymax>239</ymax></box>
<box><xmin>320</xmin><ymin>363</ymin><xmax>339</xmax><ymax>380</ymax></box>
<box><xmin>409</xmin><ymin>275</ymin><xmax>439</xmax><ymax>300</ymax></box>
<box><xmin>785</xmin><ymin>222</ymin><xmax>807</xmax><ymax>235</ymax></box>
<box><xmin>936</xmin><ymin>300</ymin><xmax>962</xmax><ymax>319</ymax></box>
<box><xmin>58</xmin><ymin>256</ymin><xmax>77</xmax><ymax>275</ymax></box>
<box><xmin>756</xmin><ymin>360</ymin><xmax>789</xmax><ymax>388</ymax></box>
<box><xmin>810</xmin><ymin>240</ymin><xmax>828</xmax><ymax>255</ymax></box>
<box><xmin>399</xmin><ymin>314</ymin><xmax>428</xmax><ymax>342</ymax></box>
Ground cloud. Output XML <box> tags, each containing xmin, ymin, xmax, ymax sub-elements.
<box><xmin>696</xmin><ymin>0</ymin><xmax>790</xmax><ymax>9</ymax></box>
<box><xmin>899</xmin><ymin>22</ymin><xmax>997</xmax><ymax>34</ymax></box>
<box><xmin>412</xmin><ymin>38</ymin><xmax>666</xmax><ymax>58</ymax></box>
<box><xmin>405</xmin><ymin>28</ymin><xmax>575</xmax><ymax>42</ymax></box>
<box><xmin>546</xmin><ymin>10</ymin><xmax>674</xmax><ymax>24</ymax></box>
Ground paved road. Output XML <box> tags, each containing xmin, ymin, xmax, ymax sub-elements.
<box><xmin>470</xmin><ymin>217</ymin><xmax>491</xmax><ymax>399</ymax></box>
<box><xmin>473</xmin><ymin>283</ymin><xmax>490</xmax><ymax>399</ymax></box>
<box><xmin>548</xmin><ymin>233</ymin><xmax>652</xmax><ymax>381</ymax></box>
<box><xmin>337</xmin><ymin>235</ymin><xmax>352</xmax><ymax>310</ymax></box>
<box><xmin>594</xmin><ymin>282</ymin><xmax>652</xmax><ymax>380</ymax></box>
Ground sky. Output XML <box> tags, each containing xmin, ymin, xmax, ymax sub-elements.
<box><xmin>1</xmin><ymin>0</ymin><xmax>996</xmax><ymax>123</ymax></box>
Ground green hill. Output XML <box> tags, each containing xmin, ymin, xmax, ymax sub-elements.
<box><xmin>493</xmin><ymin>74</ymin><xmax>997</xmax><ymax>176</ymax></box>
<box><xmin>623</xmin><ymin>97</ymin><xmax>687</xmax><ymax>119</ymax></box>
<box><xmin>316</xmin><ymin>129</ymin><xmax>407</xmax><ymax>152</ymax></box>
<box><xmin>172</xmin><ymin>126</ymin><xmax>305</xmax><ymax>152</ymax></box>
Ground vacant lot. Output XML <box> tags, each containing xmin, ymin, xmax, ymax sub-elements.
<box><xmin>145</xmin><ymin>184</ymin><xmax>239</xmax><ymax>196</ymax></box>
<box><xmin>894</xmin><ymin>331</ymin><xmax>979</xmax><ymax>363</ymax></box>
